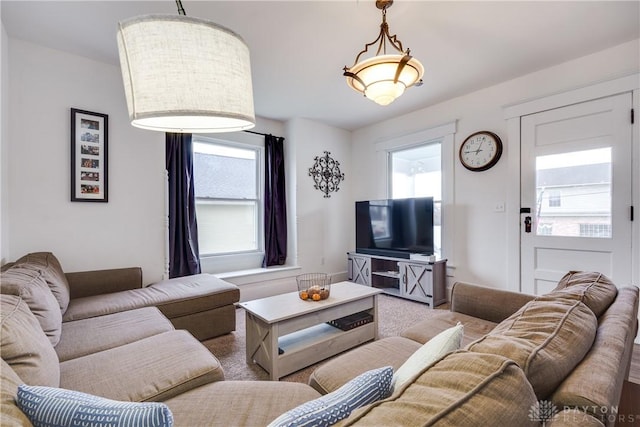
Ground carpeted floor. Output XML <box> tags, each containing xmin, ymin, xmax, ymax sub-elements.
<box><xmin>201</xmin><ymin>294</ymin><xmax>433</xmax><ymax>384</ymax></box>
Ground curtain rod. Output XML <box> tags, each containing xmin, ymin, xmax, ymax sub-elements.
<box><xmin>243</xmin><ymin>130</ymin><xmax>269</xmax><ymax>137</ymax></box>
<box><xmin>243</xmin><ymin>130</ymin><xmax>284</xmax><ymax>139</ymax></box>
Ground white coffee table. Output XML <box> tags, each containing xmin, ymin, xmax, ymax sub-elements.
<box><xmin>239</xmin><ymin>281</ymin><xmax>382</xmax><ymax>380</ymax></box>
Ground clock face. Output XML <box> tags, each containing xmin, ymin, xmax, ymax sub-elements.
<box><xmin>459</xmin><ymin>131</ymin><xmax>503</xmax><ymax>171</ymax></box>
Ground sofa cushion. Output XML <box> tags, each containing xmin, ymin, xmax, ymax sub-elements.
<box><xmin>56</xmin><ymin>307</ymin><xmax>175</xmax><ymax>362</ymax></box>
<box><xmin>0</xmin><ymin>294</ymin><xmax>60</xmax><ymax>387</ymax></box>
<box><xmin>59</xmin><ymin>330</ymin><xmax>223</xmax><ymax>402</ymax></box>
<box><xmin>400</xmin><ymin>309</ymin><xmax>497</xmax><ymax>346</ymax></box>
<box><xmin>393</xmin><ymin>323</ymin><xmax>463</xmax><ymax>391</ymax></box>
<box><xmin>1</xmin><ymin>266</ymin><xmax>63</xmax><ymax>345</ymax></box>
<box><xmin>0</xmin><ymin>359</ymin><xmax>34</xmax><ymax>426</ymax></box>
<box><xmin>547</xmin><ymin>271</ymin><xmax>618</xmax><ymax>317</ymax></box>
<box><xmin>551</xmin><ymin>286</ymin><xmax>639</xmax><ymax>423</ymax></box>
<box><xmin>14</xmin><ymin>252</ymin><xmax>71</xmax><ymax>314</ymax></box>
<box><xmin>308</xmin><ymin>336</ymin><xmax>421</xmax><ymax>394</ymax></box>
<box><xmin>466</xmin><ymin>297</ymin><xmax>597</xmax><ymax>399</ymax></box>
<box><xmin>16</xmin><ymin>385</ymin><xmax>173</xmax><ymax>427</ymax></box>
<box><xmin>165</xmin><ymin>381</ymin><xmax>321</xmax><ymax>426</ymax></box>
<box><xmin>268</xmin><ymin>366</ymin><xmax>393</xmax><ymax>427</ymax></box>
<box><xmin>63</xmin><ymin>274</ymin><xmax>239</xmax><ymax>322</ymax></box>
<box><xmin>338</xmin><ymin>351</ymin><xmax>538</xmax><ymax>427</ymax></box>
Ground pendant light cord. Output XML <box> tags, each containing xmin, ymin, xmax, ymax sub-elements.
<box><xmin>175</xmin><ymin>0</ymin><xmax>186</xmax><ymax>15</ymax></box>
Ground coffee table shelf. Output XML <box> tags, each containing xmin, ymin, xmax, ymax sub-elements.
<box><xmin>278</xmin><ymin>322</ymin><xmax>376</xmax><ymax>376</ymax></box>
<box><xmin>239</xmin><ymin>281</ymin><xmax>382</xmax><ymax>380</ymax></box>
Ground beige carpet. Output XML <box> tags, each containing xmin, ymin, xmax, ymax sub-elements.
<box><xmin>202</xmin><ymin>294</ymin><xmax>433</xmax><ymax>384</ymax></box>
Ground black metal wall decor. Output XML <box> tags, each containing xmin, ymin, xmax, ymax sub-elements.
<box><xmin>308</xmin><ymin>151</ymin><xmax>345</xmax><ymax>198</ymax></box>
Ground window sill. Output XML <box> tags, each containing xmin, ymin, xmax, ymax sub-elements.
<box><xmin>214</xmin><ymin>265</ymin><xmax>301</xmax><ymax>286</ymax></box>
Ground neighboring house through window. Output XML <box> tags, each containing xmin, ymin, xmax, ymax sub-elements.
<box><xmin>192</xmin><ymin>135</ymin><xmax>265</xmax><ymax>272</ymax></box>
<box><xmin>536</xmin><ymin>148</ymin><xmax>612</xmax><ymax>238</ymax></box>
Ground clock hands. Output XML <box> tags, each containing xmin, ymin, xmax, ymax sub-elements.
<box><xmin>463</xmin><ymin>137</ymin><xmax>486</xmax><ymax>156</ymax></box>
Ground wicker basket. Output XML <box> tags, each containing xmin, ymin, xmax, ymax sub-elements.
<box><xmin>296</xmin><ymin>273</ymin><xmax>331</xmax><ymax>301</ymax></box>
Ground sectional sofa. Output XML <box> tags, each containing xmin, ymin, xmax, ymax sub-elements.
<box><xmin>1</xmin><ymin>251</ymin><xmax>638</xmax><ymax>426</ymax></box>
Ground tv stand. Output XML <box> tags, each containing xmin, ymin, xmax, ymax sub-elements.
<box><xmin>347</xmin><ymin>252</ymin><xmax>447</xmax><ymax>307</ymax></box>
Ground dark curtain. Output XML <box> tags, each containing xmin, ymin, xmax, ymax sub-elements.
<box><xmin>263</xmin><ymin>135</ymin><xmax>287</xmax><ymax>267</ymax></box>
<box><xmin>166</xmin><ymin>133</ymin><xmax>201</xmax><ymax>278</ymax></box>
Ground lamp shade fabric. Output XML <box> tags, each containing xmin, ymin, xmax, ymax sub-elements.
<box><xmin>117</xmin><ymin>15</ymin><xmax>255</xmax><ymax>133</ymax></box>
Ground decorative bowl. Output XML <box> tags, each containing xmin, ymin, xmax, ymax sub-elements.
<box><xmin>297</xmin><ymin>273</ymin><xmax>331</xmax><ymax>301</ymax></box>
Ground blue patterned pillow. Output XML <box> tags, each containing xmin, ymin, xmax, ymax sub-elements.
<box><xmin>267</xmin><ymin>366</ymin><xmax>393</xmax><ymax>427</ymax></box>
<box><xmin>16</xmin><ymin>385</ymin><xmax>173</xmax><ymax>427</ymax></box>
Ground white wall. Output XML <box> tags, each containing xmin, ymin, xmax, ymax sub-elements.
<box><xmin>287</xmin><ymin>118</ymin><xmax>352</xmax><ymax>279</ymax></box>
<box><xmin>224</xmin><ymin>118</ymin><xmax>353</xmax><ymax>301</ymax></box>
<box><xmin>5</xmin><ymin>34</ymin><xmax>638</xmax><ymax>298</ymax></box>
<box><xmin>6</xmin><ymin>39</ymin><xmax>166</xmax><ymax>283</ymax></box>
<box><xmin>352</xmin><ymin>39</ymin><xmax>640</xmax><ymax>290</ymax></box>
<box><xmin>4</xmin><ymin>37</ymin><xmax>354</xmax><ymax>294</ymax></box>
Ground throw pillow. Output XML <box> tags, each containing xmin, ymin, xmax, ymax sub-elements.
<box><xmin>1</xmin><ymin>266</ymin><xmax>63</xmax><ymax>346</ymax></box>
<box><xmin>547</xmin><ymin>271</ymin><xmax>617</xmax><ymax>317</ymax></box>
<box><xmin>14</xmin><ymin>252</ymin><xmax>71</xmax><ymax>314</ymax></box>
<box><xmin>16</xmin><ymin>385</ymin><xmax>173</xmax><ymax>427</ymax></box>
<box><xmin>341</xmin><ymin>351</ymin><xmax>539</xmax><ymax>427</ymax></box>
<box><xmin>267</xmin><ymin>366</ymin><xmax>393</xmax><ymax>427</ymax></box>
<box><xmin>1</xmin><ymin>360</ymin><xmax>33</xmax><ymax>426</ymax></box>
<box><xmin>393</xmin><ymin>323</ymin><xmax>463</xmax><ymax>391</ymax></box>
<box><xmin>466</xmin><ymin>298</ymin><xmax>597</xmax><ymax>399</ymax></box>
<box><xmin>0</xmin><ymin>295</ymin><xmax>60</xmax><ymax>387</ymax></box>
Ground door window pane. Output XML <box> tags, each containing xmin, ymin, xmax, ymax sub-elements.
<box><xmin>535</xmin><ymin>147</ymin><xmax>611</xmax><ymax>238</ymax></box>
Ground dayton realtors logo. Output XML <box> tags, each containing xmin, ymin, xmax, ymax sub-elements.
<box><xmin>528</xmin><ymin>400</ymin><xmax>559</xmax><ymax>426</ymax></box>
<box><xmin>529</xmin><ymin>401</ymin><xmax>637</xmax><ymax>425</ymax></box>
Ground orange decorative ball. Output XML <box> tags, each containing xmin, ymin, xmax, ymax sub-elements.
<box><xmin>299</xmin><ymin>291</ymin><xmax>309</xmax><ymax>300</ymax></box>
<box><xmin>312</xmin><ymin>293</ymin><xmax>321</xmax><ymax>301</ymax></box>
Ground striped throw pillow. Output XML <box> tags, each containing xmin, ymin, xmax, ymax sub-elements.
<box><xmin>268</xmin><ymin>366</ymin><xmax>393</xmax><ymax>427</ymax></box>
<box><xmin>16</xmin><ymin>385</ymin><xmax>173</xmax><ymax>427</ymax></box>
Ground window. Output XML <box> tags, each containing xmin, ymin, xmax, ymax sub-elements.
<box><xmin>579</xmin><ymin>223</ymin><xmax>611</xmax><ymax>238</ymax></box>
<box><xmin>548</xmin><ymin>191</ymin><xmax>561</xmax><ymax>207</ymax></box>
<box><xmin>535</xmin><ymin>147</ymin><xmax>611</xmax><ymax>237</ymax></box>
<box><xmin>389</xmin><ymin>142</ymin><xmax>442</xmax><ymax>256</ymax></box>
<box><xmin>193</xmin><ymin>137</ymin><xmax>263</xmax><ymax>257</ymax></box>
<box><xmin>538</xmin><ymin>223</ymin><xmax>553</xmax><ymax>235</ymax></box>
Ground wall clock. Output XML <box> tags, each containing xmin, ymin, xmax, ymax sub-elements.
<box><xmin>459</xmin><ymin>131</ymin><xmax>503</xmax><ymax>172</ymax></box>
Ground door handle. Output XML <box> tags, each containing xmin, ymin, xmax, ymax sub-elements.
<box><xmin>524</xmin><ymin>216</ymin><xmax>532</xmax><ymax>233</ymax></box>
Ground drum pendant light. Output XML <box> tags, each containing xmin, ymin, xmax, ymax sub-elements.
<box><xmin>117</xmin><ymin>1</ymin><xmax>255</xmax><ymax>133</ymax></box>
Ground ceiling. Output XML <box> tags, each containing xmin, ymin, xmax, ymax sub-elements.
<box><xmin>2</xmin><ymin>1</ymin><xmax>639</xmax><ymax>131</ymax></box>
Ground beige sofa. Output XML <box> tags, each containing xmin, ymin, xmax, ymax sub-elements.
<box><xmin>0</xmin><ymin>252</ymin><xmax>319</xmax><ymax>426</ymax></box>
<box><xmin>2</xmin><ymin>252</ymin><xmax>240</xmax><ymax>340</ymax></box>
<box><xmin>157</xmin><ymin>271</ymin><xmax>638</xmax><ymax>427</ymax></box>
<box><xmin>165</xmin><ymin>271</ymin><xmax>637</xmax><ymax>426</ymax></box>
<box><xmin>2</xmin><ymin>260</ymin><xmax>638</xmax><ymax>426</ymax></box>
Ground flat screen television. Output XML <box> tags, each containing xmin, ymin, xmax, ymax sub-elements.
<box><xmin>355</xmin><ymin>197</ymin><xmax>434</xmax><ymax>259</ymax></box>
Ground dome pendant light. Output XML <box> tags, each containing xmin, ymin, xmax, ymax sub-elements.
<box><xmin>117</xmin><ymin>0</ymin><xmax>255</xmax><ymax>133</ymax></box>
<box><xmin>343</xmin><ymin>0</ymin><xmax>424</xmax><ymax>106</ymax></box>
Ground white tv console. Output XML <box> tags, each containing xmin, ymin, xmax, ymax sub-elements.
<box><xmin>347</xmin><ymin>252</ymin><xmax>447</xmax><ymax>307</ymax></box>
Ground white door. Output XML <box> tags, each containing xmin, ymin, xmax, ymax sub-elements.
<box><xmin>520</xmin><ymin>93</ymin><xmax>633</xmax><ymax>295</ymax></box>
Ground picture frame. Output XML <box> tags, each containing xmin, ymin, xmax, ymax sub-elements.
<box><xmin>70</xmin><ymin>108</ymin><xmax>108</xmax><ymax>202</ymax></box>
